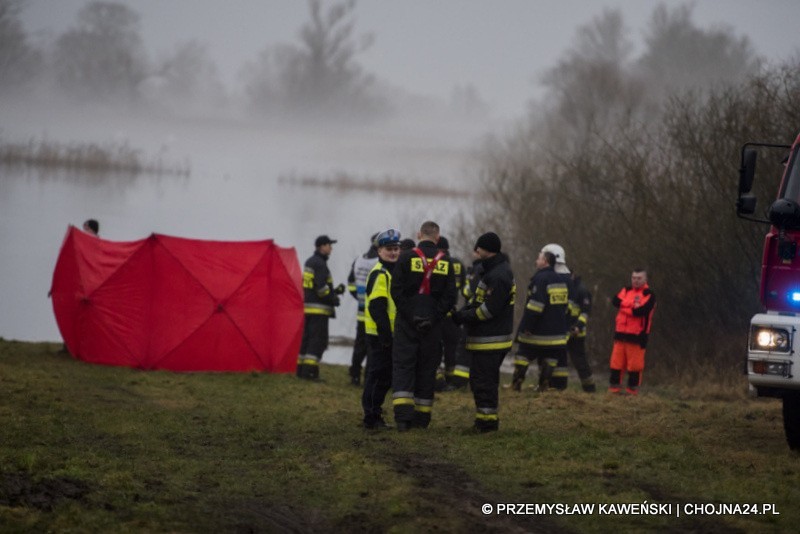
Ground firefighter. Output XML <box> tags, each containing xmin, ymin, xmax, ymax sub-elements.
<box><xmin>435</xmin><ymin>236</ymin><xmax>467</xmax><ymax>391</ymax></box>
<box><xmin>568</xmin><ymin>272</ymin><xmax>597</xmax><ymax>392</ymax></box>
<box><xmin>452</xmin><ymin>232</ymin><xmax>515</xmax><ymax>432</ymax></box>
<box><xmin>444</xmin><ymin>251</ymin><xmax>484</xmax><ymax>391</ymax></box>
<box><xmin>347</xmin><ymin>233</ymin><xmax>380</xmax><ymax>386</ymax></box>
<box><xmin>297</xmin><ymin>235</ymin><xmax>344</xmax><ymax>380</ymax></box>
<box><xmin>512</xmin><ymin>249</ymin><xmax>570</xmax><ymax>391</ymax></box>
<box><xmin>609</xmin><ymin>268</ymin><xmax>656</xmax><ymax>395</ymax></box>
<box><xmin>361</xmin><ymin>229</ymin><xmax>402</xmax><ymax>429</ymax></box>
<box><xmin>390</xmin><ymin>221</ymin><xmax>457</xmax><ymax>432</ymax></box>
<box><xmin>537</xmin><ymin>243</ymin><xmax>574</xmax><ymax>390</ymax></box>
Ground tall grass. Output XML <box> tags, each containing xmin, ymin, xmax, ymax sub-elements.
<box><xmin>1</xmin><ymin>339</ymin><xmax>798</xmax><ymax>532</ymax></box>
<box><xmin>0</xmin><ymin>137</ymin><xmax>190</xmax><ymax>176</ymax></box>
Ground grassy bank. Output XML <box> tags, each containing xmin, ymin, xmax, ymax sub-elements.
<box><xmin>1</xmin><ymin>339</ymin><xmax>798</xmax><ymax>532</ymax></box>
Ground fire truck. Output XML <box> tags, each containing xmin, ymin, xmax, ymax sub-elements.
<box><xmin>737</xmin><ymin>131</ymin><xmax>800</xmax><ymax>450</ymax></box>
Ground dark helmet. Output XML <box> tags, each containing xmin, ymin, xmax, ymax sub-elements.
<box><xmin>374</xmin><ymin>228</ymin><xmax>401</xmax><ymax>247</ymax></box>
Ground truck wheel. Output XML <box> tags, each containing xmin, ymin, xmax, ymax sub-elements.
<box><xmin>782</xmin><ymin>391</ymin><xmax>800</xmax><ymax>450</ymax></box>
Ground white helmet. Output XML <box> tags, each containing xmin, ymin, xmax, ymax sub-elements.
<box><xmin>541</xmin><ymin>243</ymin><xmax>566</xmax><ymax>264</ymax></box>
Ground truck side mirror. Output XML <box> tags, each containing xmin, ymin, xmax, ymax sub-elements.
<box><xmin>737</xmin><ymin>194</ymin><xmax>757</xmax><ymax>215</ymax></box>
<box><xmin>739</xmin><ymin>148</ymin><xmax>757</xmax><ymax>195</ymax></box>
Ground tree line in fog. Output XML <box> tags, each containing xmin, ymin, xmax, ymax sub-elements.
<box><xmin>460</xmin><ymin>6</ymin><xmax>800</xmax><ymax>384</ymax></box>
<box><xmin>0</xmin><ymin>0</ymin><xmax>487</xmax><ymax>121</ymax></box>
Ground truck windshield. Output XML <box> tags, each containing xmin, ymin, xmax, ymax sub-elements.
<box><xmin>779</xmin><ymin>145</ymin><xmax>800</xmax><ymax>201</ymax></box>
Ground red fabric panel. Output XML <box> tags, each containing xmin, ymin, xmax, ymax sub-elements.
<box><xmin>265</xmin><ymin>246</ymin><xmax>304</xmax><ymax>372</ymax></box>
<box><xmin>77</xmin><ymin>242</ymin><xmax>152</xmax><ymax>367</ymax></box>
<box><xmin>49</xmin><ymin>226</ymin><xmax>303</xmax><ymax>373</ymax></box>
<box><xmin>151</xmin><ymin>312</ymin><xmax>263</xmax><ymax>371</ymax></box>
<box><xmin>147</xmin><ymin>236</ymin><xmax>218</xmax><ymax>367</ymax></box>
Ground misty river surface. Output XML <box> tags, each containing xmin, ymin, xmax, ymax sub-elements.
<box><xmin>0</xmin><ymin>103</ymin><xmax>482</xmax><ymax>366</ymax></box>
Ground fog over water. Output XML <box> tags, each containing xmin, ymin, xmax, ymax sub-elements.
<box><xmin>2</xmin><ymin>0</ymin><xmax>800</xmax><ymax>355</ymax></box>
<box><xmin>0</xmin><ymin>97</ymin><xmax>478</xmax><ymax>348</ymax></box>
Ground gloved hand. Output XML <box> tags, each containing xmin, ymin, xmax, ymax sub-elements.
<box><xmin>452</xmin><ymin>309</ymin><xmax>469</xmax><ymax>325</ymax></box>
<box><xmin>413</xmin><ymin>316</ymin><xmax>432</xmax><ymax>334</ymax></box>
<box><xmin>379</xmin><ymin>333</ymin><xmax>393</xmax><ymax>351</ymax></box>
<box><xmin>331</xmin><ymin>295</ymin><xmax>341</xmax><ymax>307</ymax></box>
<box><xmin>334</xmin><ymin>283</ymin><xmax>346</xmax><ymax>295</ymax></box>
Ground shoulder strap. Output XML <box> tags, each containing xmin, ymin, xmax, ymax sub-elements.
<box><xmin>413</xmin><ymin>247</ymin><xmax>446</xmax><ymax>295</ymax></box>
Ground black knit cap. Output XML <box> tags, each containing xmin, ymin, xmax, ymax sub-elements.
<box><xmin>474</xmin><ymin>232</ymin><xmax>501</xmax><ymax>253</ymax></box>
<box><xmin>315</xmin><ymin>235</ymin><xmax>337</xmax><ymax>247</ymax></box>
<box><xmin>437</xmin><ymin>236</ymin><xmax>450</xmax><ymax>250</ymax></box>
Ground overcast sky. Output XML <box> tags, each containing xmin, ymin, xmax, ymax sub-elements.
<box><xmin>19</xmin><ymin>0</ymin><xmax>800</xmax><ymax>120</ymax></box>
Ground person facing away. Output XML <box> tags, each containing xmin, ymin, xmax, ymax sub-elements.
<box><xmin>83</xmin><ymin>219</ymin><xmax>99</xmax><ymax>236</ymax></box>
<box><xmin>361</xmin><ymin>229</ymin><xmax>402</xmax><ymax>430</ymax></box>
<box><xmin>568</xmin><ymin>272</ymin><xmax>596</xmax><ymax>392</ymax></box>
<box><xmin>609</xmin><ymin>268</ymin><xmax>656</xmax><ymax>395</ymax></box>
<box><xmin>347</xmin><ymin>232</ymin><xmax>380</xmax><ymax>386</ymax></box>
<box><xmin>390</xmin><ymin>220</ymin><xmax>457</xmax><ymax>432</ymax></box>
<box><xmin>511</xmin><ymin>249</ymin><xmax>570</xmax><ymax>392</ymax></box>
<box><xmin>297</xmin><ymin>235</ymin><xmax>344</xmax><ymax>380</ymax></box>
<box><xmin>537</xmin><ymin>242</ymin><xmax>577</xmax><ymax>391</ymax></box>
<box><xmin>435</xmin><ymin>235</ymin><xmax>467</xmax><ymax>391</ymax></box>
<box><xmin>452</xmin><ymin>231</ymin><xmax>515</xmax><ymax>432</ymax></box>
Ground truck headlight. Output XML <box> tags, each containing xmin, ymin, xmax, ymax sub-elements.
<box><xmin>750</xmin><ymin>326</ymin><xmax>791</xmax><ymax>352</ymax></box>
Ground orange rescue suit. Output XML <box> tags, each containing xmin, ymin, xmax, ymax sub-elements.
<box><xmin>613</xmin><ymin>284</ymin><xmax>655</xmax><ymax>347</ymax></box>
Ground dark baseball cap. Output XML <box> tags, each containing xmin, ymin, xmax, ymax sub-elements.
<box><xmin>315</xmin><ymin>235</ymin><xmax>337</xmax><ymax>247</ymax></box>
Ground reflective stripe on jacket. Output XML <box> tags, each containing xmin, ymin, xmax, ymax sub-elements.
<box><xmin>516</xmin><ymin>266</ymin><xmax>570</xmax><ymax>348</ymax></box>
<box><xmin>303</xmin><ymin>251</ymin><xmax>336</xmax><ymax>317</ymax></box>
<box><xmin>349</xmin><ymin>253</ymin><xmax>380</xmax><ymax>322</ymax></box>
<box><xmin>459</xmin><ymin>253</ymin><xmax>515</xmax><ymax>351</ymax></box>
<box><xmin>365</xmin><ymin>261</ymin><xmax>396</xmax><ymax>337</ymax></box>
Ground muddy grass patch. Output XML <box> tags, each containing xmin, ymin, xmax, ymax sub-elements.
<box><xmin>388</xmin><ymin>452</ymin><xmax>567</xmax><ymax>533</ymax></box>
<box><xmin>0</xmin><ymin>471</ymin><xmax>90</xmax><ymax>511</ymax></box>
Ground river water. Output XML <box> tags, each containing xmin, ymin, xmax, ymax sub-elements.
<box><xmin>0</xmin><ymin>100</ymin><xmax>487</xmax><ymax>365</ymax></box>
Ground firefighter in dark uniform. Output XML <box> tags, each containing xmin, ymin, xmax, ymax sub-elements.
<box><xmin>435</xmin><ymin>236</ymin><xmax>466</xmax><ymax>391</ymax></box>
<box><xmin>568</xmin><ymin>272</ymin><xmax>596</xmax><ymax>392</ymax></box>
<box><xmin>361</xmin><ymin>229</ymin><xmax>402</xmax><ymax>429</ymax></box>
<box><xmin>390</xmin><ymin>221</ymin><xmax>457</xmax><ymax>431</ymax></box>
<box><xmin>347</xmin><ymin>233</ymin><xmax>379</xmax><ymax>386</ymax></box>
<box><xmin>539</xmin><ymin>243</ymin><xmax>575</xmax><ymax>390</ymax></box>
<box><xmin>297</xmin><ymin>235</ymin><xmax>343</xmax><ymax>380</ymax></box>
<box><xmin>512</xmin><ymin>249</ymin><xmax>569</xmax><ymax>391</ymax></box>
<box><xmin>453</xmin><ymin>232</ymin><xmax>515</xmax><ymax>432</ymax></box>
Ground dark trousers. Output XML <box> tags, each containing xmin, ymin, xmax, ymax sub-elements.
<box><xmin>350</xmin><ymin>320</ymin><xmax>368</xmax><ymax>378</ymax></box>
<box><xmin>441</xmin><ymin>317</ymin><xmax>459</xmax><ymax>370</ymax></box>
<box><xmin>469</xmin><ymin>349</ymin><xmax>508</xmax><ymax>430</ymax></box>
<box><xmin>567</xmin><ymin>336</ymin><xmax>596</xmax><ymax>391</ymax></box>
<box><xmin>297</xmin><ymin>314</ymin><xmax>329</xmax><ymax>378</ymax></box>
<box><xmin>516</xmin><ymin>345</ymin><xmax>567</xmax><ymax>390</ymax></box>
<box><xmin>391</xmin><ymin>316</ymin><xmax>443</xmax><ymax>427</ymax></box>
<box><xmin>362</xmin><ymin>336</ymin><xmax>393</xmax><ymax>426</ymax></box>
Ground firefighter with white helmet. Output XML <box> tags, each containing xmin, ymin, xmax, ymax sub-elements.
<box><xmin>542</xmin><ymin>243</ymin><xmax>596</xmax><ymax>391</ymax></box>
<box><xmin>512</xmin><ymin>244</ymin><xmax>572</xmax><ymax>391</ymax></box>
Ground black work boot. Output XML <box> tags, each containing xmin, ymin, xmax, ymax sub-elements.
<box><xmin>511</xmin><ymin>364</ymin><xmax>527</xmax><ymax>391</ymax></box>
<box><xmin>364</xmin><ymin>417</ymin><xmax>393</xmax><ymax>430</ymax></box>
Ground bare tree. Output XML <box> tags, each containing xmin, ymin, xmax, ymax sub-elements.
<box><xmin>242</xmin><ymin>0</ymin><xmax>385</xmax><ymax>120</ymax></box>
<box><xmin>0</xmin><ymin>0</ymin><xmax>41</xmax><ymax>94</ymax></box>
<box><xmin>468</xmin><ymin>4</ymin><xmax>791</xmax><ymax>385</ymax></box>
<box><xmin>52</xmin><ymin>1</ymin><xmax>147</xmax><ymax>101</ymax></box>
<box><xmin>637</xmin><ymin>3</ymin><xmax>760</xmax><ymax>100</ymax></box>
<box><xmin>145</xmin><ymin>40</ymin><xmax>226</xmax><ymax>111</ymax></box>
